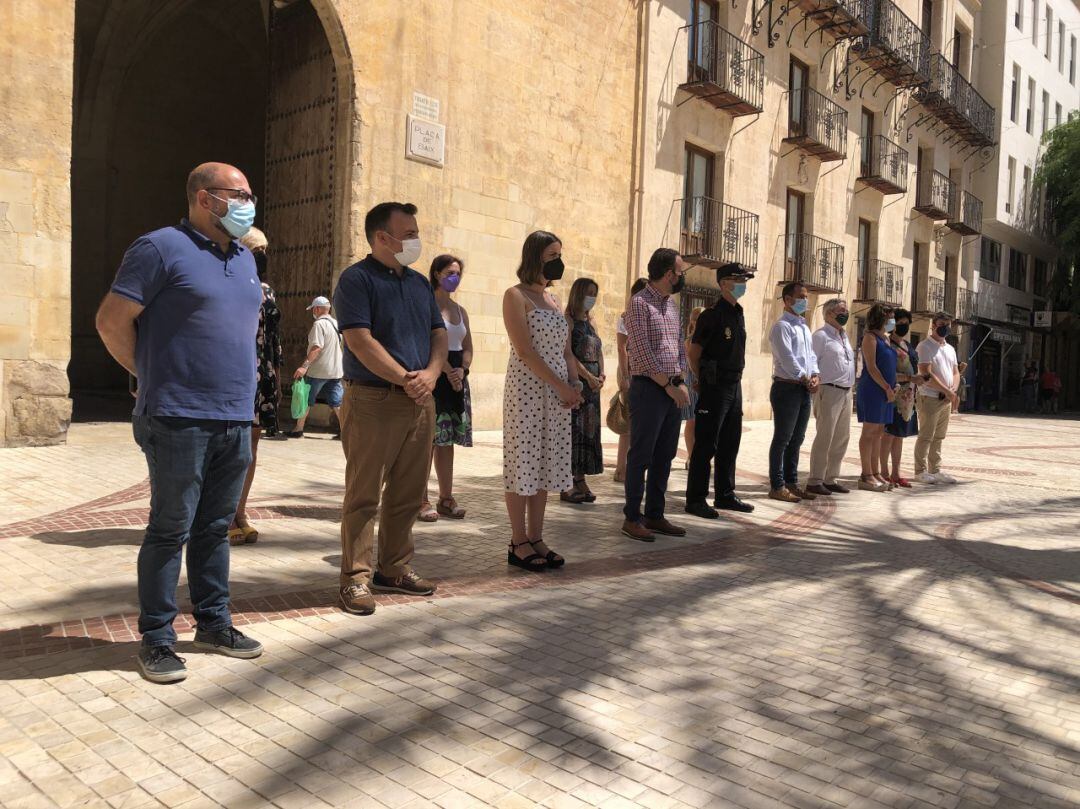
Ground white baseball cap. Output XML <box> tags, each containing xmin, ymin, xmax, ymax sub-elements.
<box><xmin>306</xmin><ymin>296</ymin><xmax>331</xmax><ymax>310</ymax></box>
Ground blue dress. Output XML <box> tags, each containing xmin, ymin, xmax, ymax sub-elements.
<box><xmin>856</xmin><ymin>333</ymin><xmax>897</xmax><ymax>424</ymax></box>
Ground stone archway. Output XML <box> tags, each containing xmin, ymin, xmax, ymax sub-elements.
<box><xmin>70</xmin><ymin>0</ymin><xmax>354</xmax><ymax>417</ymax></box>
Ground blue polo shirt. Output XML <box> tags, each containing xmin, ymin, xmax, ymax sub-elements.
<box><xmin>333</xmin><ymin>255</ymin><xmax>445</xmax><ymax>384</ymax></box>
<box><xmin>110</xmin><ymin>219</ymin><xmax>262</xmax><ymax>420</ymax></box>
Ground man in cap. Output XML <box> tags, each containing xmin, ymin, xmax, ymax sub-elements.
<box><xmin>685</xmin><ymin>263</ymin><xmax>755</xmax><ymax>519</ymax></box>
<box><xmin>288</xmin><ymin>295</ymin><xmax>344</xmax><ymax>438</ymax></box>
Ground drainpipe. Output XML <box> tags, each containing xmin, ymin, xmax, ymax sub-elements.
<box><xmin>626</xmin><ymin>0</ymin><xmax>650</xmax><ymax>293</ymax></box>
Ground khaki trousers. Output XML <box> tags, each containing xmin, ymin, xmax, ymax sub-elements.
<box><xmin>913</xmin><ymin>394</ymin><xmax>951</xmax><ymax>474</ymax></box>
<box><xmin>339</xmin><ymin>384</ymin><xmax>435</xmax><ymax>586</ymax></box>
<box><xmin>808</xmin><ymin>385</ymin><xmax>852</xmax><ymax>486</ymax></box>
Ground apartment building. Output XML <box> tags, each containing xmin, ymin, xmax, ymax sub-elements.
<box><xmin>633</xmin><ymin>0</ymin><xmax>996</xmax><ymax>418</ymax></box>
<box><xmin>971</xmin><ymin>0</ymin><xmax>1080</xmax><ymax>410</ymax></box>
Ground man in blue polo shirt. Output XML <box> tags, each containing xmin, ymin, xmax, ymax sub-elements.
<box><xmin>96</xmin><ymin>162</ymin><xmax>265</xmax><ymax>683</ymax></box>
<box><xmin>333</xmin><ymin>201</ymin><xmax>447</xmax><ymax>616</ymax></box>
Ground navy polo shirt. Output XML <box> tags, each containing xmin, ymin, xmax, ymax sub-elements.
<box><xmin>333</xmin><ymin>255</ymin><xmax>445</xmax><ymax>384</ymax></box>
<box><xmin>110</xmin><ymin>219</ymin><xmax>262</xmax><ymax>420</ymax></box>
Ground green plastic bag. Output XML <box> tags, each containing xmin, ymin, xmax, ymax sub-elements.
<box><xmin>291</xmin><ymin>378</ymin><xmax>311</xmax><ymax>421</ymax></box>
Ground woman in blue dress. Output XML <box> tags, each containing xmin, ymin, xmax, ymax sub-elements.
<box><xmin>856</xmin><ymin>304</ymin><xmax>898</xmax><ymax>492</ymax></box>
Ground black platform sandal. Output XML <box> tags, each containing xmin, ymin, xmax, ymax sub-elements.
<box><xmin>507</xmin><ymin>540</ymin><xmax>547</xmax><ymax>572</ymax></box>
<box><xmin>530</xmin><ymin>538</ymin><xmax>565</xmax><ymax>569</ymax></box>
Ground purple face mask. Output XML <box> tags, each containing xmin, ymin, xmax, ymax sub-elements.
<box><xmin>439</xmin><ymin>273</ymin><xmax>461</xmax><ymax>293</ymax></box>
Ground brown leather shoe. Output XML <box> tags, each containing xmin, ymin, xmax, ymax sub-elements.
<box><xmin>371</xmin><ymin>569</ymin><xmax>437</xmax><ymax>596</ymax></box>
<box><xmin>824</xmin><ymin>482</ymin><xmax>850</xmax><ymax>493</ymax></box>
<box><xmin>769</xmin><ymin>488</ymin><xmax>801</xmax><ymax>503</ymax></box>
<box><xmin>643</xmin><ymin>517</ymin><xmax>686</xmax><ymax>537</ymax></box>
<box><xmin>804</xmin><ymin>483</ymin><xmax>833</xmax><ymax>496</ymax></box>
<box><xmin>621</xmin><ymin>520</ymin><xmax>655</xmax><ymax>542</ymax></box>
<box><xmin>788</xmin><ymin>485</ymin><xmax>816</xmax><ymax>500</ymax></box>
<box><xmin>339</xmin><ymin>583</ymin><xmax>376</xmax><ymax>615</ymax></box>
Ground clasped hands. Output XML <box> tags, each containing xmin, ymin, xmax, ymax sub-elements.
<box><xmin>403</xmin><ymin>369</ymin><xmax>438</xmax><ymax>403</ymax></box>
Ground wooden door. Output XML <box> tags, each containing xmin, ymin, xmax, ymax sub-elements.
<box><xmin>860</xmin><ymin>108</ymin><xmax>874</xmax><ymax>177</ymax></box>
<box><xmin>858</xmin><ymin>219</ymin><xmax>872</xmax><ymax>299</ymax></box>
<box><xmin>264</xmin><ymin>0</ymin><xmax>340</xmax><ymax>374</ymax></box>
<box><xmin>683</xmin><ymin>145</ymin><xmax>715</xmax><ymax>258</ymax></box>
<box><xmin>785</xmin><ymin>190</ymin><xmax>805</xmax><ymax>280</ymax></box>
<box><xmin>788</xmin><ymin>58</ymin><xmax>809</xmax><ymax>138</ymax></box>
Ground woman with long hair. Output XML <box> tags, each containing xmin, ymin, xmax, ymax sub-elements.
<box><xmin>856</xmin><ymin>303</ymin><xmax>898</xmax><ymax>491</ymax></box>
<box><xmin>614</xmin><ymin>278</ymin><xmax>648</xmax><ymax>482</ymax></box>
<box><xmin>562</xmin><ymin>277</ymin><xmax>604</xmax><ymax>503</ymax></box>
<box><xmin>881</xmin><ymin>308</ymin><xmax>918</xmax><ymax>488</ymax></box>
<box><xmin>418</xmin><ymin>254</ymin><xmax>473</xmax><ymax>521</ymax></box>
<box><xmin>681</xmin><ymin>306</ymin><xmax>705</xmax><ymax>467</ymax></box>
<box><xmin>502</xmin><ymin>231</ymin><xmax>582</xmax><ymax>571</ymax></box>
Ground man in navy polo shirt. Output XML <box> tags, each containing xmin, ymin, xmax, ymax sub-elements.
<box><xmin>333</xmin><ymin>202</ymin><xmax>447</xmax><ymax>616</ymax></box>
<box><xmin>96</xmin><ymin>162</ymin><xmax>265</xmax><ymax>683</ymax></box>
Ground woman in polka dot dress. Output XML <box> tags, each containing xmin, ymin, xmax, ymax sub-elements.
<box><xmin>502</xmin><ymin>231</ymin><xmax>584</xmax><ymax>572</ymax></box>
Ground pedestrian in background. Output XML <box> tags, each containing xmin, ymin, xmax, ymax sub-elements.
<box><xmin>1041</xmin><ymin>365</ymin><xmax>1062</xmax><ymax>415</ymax></box>
<box><xmin>1021</xmin><ymin>360</ymin><xmax>1039</xmax><ymax>413</ymax></box>
<box><xmin>855</xmin><ymin>304</ymin><xmax>897</xmax><ymax>492</ymax></box>
<box><xmin>288</xmin><ymin>296</ymin><xmax>343</xmax><ymax>438</ymax></box>
<box><xmin>563</xmin><ymin>277</ymin><xmax>604</xmax><ymax>504</ymax></box>
<box><xmin>614</xmin><ymin>277</ymin><xmax>648</xmax><ymax>483</ymax></box>
<box><xmin>882</xmin><ymin>308</ymin><xmax>919</xmax><ymax>488</ymax></box>
<box><xmin>805</xmin><ymin>298</ymin><xmax>855</xmax><ymax>496</ymax></box>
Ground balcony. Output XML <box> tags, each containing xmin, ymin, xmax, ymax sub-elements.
<box><xmin>950</xmin><ymin>286</ymin><xmax>979</xmax><ymax>324</ymax></box>
<box><xmin>855</xmin><ymin>259</ymin><xmax>905</xmax><ymax>306</ymax></box>
<box><xmin>913</xmin><ymin>170</ymin><xmax>955</xmax><ymax>220</ymax></box>
<box><xmin>858</xmin><ymin>134</ymin><xmax>908</xmax><ymax>195</ymax></box>
<box><xmin>680</xmin><ymin>22</ymin><xmax>765</xmax><ymax>116</ymax></box>
<box><xmin>784</xmin><ymin>86</ymin><xmax>848</xmax><ymax>161</ymax></box>
<box><xmin>793</xmin><ymin>0</ymin><xmax>873</xmax><ymax>40</ymax></box>
<box><xmin>946</xmin><ymin>191</ymin><xmax>983</xmax><ymax>235</ymax></box>
<box><xmin>921</xmin><ymin>53</ymin><xmax>996</xmax><ymax>147</ymax></box>
<box><xmin>678</xmin><ymin>197</ymin><xmax>760</xmax><ymax>272</ymax></box>
<box><xmin>783</xmin><ymin>232</ymin><xmax>845</xmax><ymax>293</ymax></box>
<box><xmin>914</xmin><ymin>275</ymin><xmax>947</xmax><ymax>315</ymax></box>
<box><xmin>851</xmin><ymin>0</ymin><xmax>931</xmax><ymax>88</ymax></box>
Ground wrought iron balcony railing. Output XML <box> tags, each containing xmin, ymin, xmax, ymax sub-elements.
<box><xmin>794</xmin><ymin>0</ymin><xmax>874</xmax><ymax>41</ymax></box>
<box><xmin>914</xmin><ymin>274</ymin><xmax>947</xmax><ymax>315</ymax></box>
<box><xmin>856</xmin><ymin>259</ymin><xmax>905</xmax><ymax>306</ymax></box>
<box><xmin>858</xmin><ymin>134</ymin><xmax>908</xmax><ymax>194</ymax></box>
<box><xmin>785</xmin><ymin>86</ymin><xmax>848</xmax><ymax>161</ymax></box>
<box><xmin>946</xmin><ymin>191</ymin><xmax>983</xmax><ymax>236</ymax></box>
<box><xmin>679</xmin><ymin>197</ymin><xmax>760</xmax><ymax>272</ymax></box>
<box><xmin>914</xmin><ymin>170</ymin><xmax>955</xmax><ymax>220</ymax></box>
<box><xmin>950</xmin><ymin>286</ymin><xmax>979</xmax><ymax>323</ymax></box>
<box><xmin>681</xmin><ymin>21</ymin><xmax>765</xmax><ymax>115</ymax></box>
<box><xmin>851</xmin><ymin>0</ymin><xmax>931</xmax><ymax>88</ymax></box>
<box><xmin>784</xmin><ymin>232</ymin><xmax>845</xmax><ymax>293</ymax></box>
<box><xmin>921</xmin><ymin>53</ymin><xmax>996</xmax><ymax>147</ymax></box>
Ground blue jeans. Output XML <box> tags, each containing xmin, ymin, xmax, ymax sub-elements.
<box><xmin>306</xmin><ymin>377</ymin><xmax>343</xmax><ymax>407</ymax></box>
<box><xmin>133</xmin><ymin>416</ymin><xmax>252</xmax><ymax>647</ymax></box>
<box><xmin>623</xmin><ymin>377</ymin><xmax>682</xmax><ymax>522</ymax></box>
<box><xmin>768</xmin><ymin>381</ymin><xmax>811</xmax><ymax>491</ymax></box>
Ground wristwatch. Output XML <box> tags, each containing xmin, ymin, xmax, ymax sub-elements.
<box><xmin>666</xmin><ymin>374</ymin><xmax>685</xmax><ymax>388</ymax></box>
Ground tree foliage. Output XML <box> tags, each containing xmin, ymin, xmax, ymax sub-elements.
<box><xmin>1035</xmin><ymin>115</ymin><xmax>1080</xmax><ymax>312</ymax></box>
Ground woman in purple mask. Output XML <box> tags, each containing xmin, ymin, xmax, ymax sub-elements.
<box><xmin>419</xmin><ymin>254</ymin><xmax>473</xmax><ymax>521</ymax></box>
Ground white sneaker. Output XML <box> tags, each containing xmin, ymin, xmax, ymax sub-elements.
<box><xmin>934</xmin><ymin>472</ymin><xmax>957</xmax><ymax>484</ymax></box>
<box><xmin>915</xmin><ymin>472</ymin><xmax>938</xmax><ymax>484</ymax></box>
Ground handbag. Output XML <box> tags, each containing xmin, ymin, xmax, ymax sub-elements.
<box><xmin>606</xmin><ymin>390</ymin><xmax>629</xmax><ymax>435</ymax></box>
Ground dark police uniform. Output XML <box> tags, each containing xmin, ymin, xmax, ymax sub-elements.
<box><xmin>686</xmin><ymin>272</ymin><xmax>749</xmax><ymax>511</ymax></box>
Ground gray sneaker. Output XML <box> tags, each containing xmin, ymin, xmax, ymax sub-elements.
<box><xmin>138</xmin><ymin>645</ymin><xmax>187</xmax><ymax>684</ymax></box>
<box><xmin>192</xmin><ymin>626</ymin><xmax>263</xmax><ymax>659</ymax></box>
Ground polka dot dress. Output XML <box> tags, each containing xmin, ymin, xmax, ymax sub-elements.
<box><xmin>503</xmin><ymin>308</ymin><xmax>573</xmax><ymax>496</ymax></box>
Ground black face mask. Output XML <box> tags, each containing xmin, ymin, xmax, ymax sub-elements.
<box><xmin>936</xmin><ymin>325</ymin><xmax>951</xmax><ymax>338</ymax></box>
<box><xmin>671</xmin><ymin>272</ymin><xmax>686</xmax><ymax>294</ymax></box>
<box><xmin>253</xmin><ymin>250</ymin><xmax>268</xmax><ymax>281</ymax></box>
<box><xmin>895</xmin><ymin>322</ymin><xmax>910</xmax><ymax>337</ymax></box>
<box><xmin>835</xmin><ymin>313</ymin><xmax>850</xmax><ymax>326</ymax></box>
<box><xmin>542</xmin><ymin>257</ymin><xmax>565</xmax><ymax>281</ymax></box>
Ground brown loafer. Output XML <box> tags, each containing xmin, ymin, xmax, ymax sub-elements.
<box><xmin>643</xmin><ymin>517</ymin><xmax>686</xmax><ymax>537</ymax></box>
<box><xmin>824</xmin><ymin>483</ymin><xmax>850</xmax><ymax>494</ymax></box>
<box><xmin>788</xmin><ymin>486</ymin><xmax>816</xmax><ymax>501</ymax></box>
<box><xmin>804</xmin><ymin>484</ymin><xmax>832</xmax><ymax>496</ymax></box>
<box><xmin>621</xmin><ymin>520</ymin><xmax>655</xmax><ymax>542</ymax></box>
<box><xmin>769</xmin><ymin>488</ymin><xmax>801</xmax><ymax>503</ymax></box>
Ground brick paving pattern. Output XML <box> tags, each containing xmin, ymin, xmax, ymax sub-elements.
<box><xmin>0</xmin><ymin>413</ymin><xmax>1077</xmax><ymax>808</ymax></box>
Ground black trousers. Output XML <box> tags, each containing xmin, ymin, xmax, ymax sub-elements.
<box><xmin>623</xmin><ymin>377</ymin><xmax>681</xmax><ymax>522</ymax></box>
<box><xmin>686</xmin><ymin>381</ymin><xmax>742</xmax><ymax>503</ymax></box>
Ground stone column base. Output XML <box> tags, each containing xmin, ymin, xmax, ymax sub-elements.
<box><xmin>2</xmin><ymin>360</ymin><xmax>72</xmax><ymax>447</ymax></box>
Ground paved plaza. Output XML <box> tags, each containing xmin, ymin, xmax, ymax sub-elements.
<box><xmin>0</xmin><ymin>412</ymin><xmax>1078</xmax><ymax>808</ymax></box>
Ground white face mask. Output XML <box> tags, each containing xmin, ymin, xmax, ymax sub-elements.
<box><xmin>393</xmin><ymin>237</ymin><xmax>422</xmax><ymax>266</ymax></box>
<box><xmin>582</xmin><ymin>296</ymin><xmax>597</xmax><ymax>312</ymax></box>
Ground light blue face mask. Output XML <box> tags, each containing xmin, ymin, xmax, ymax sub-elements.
<box><xmin>792</xmin><ymin>298</ymin><xmax>809</xmax><ymax>315</ymax></box>
<box><xmin>211</xmin><ymin>194</ymin><xmax>256</xmax><ymax>239</ymax></box>
<box><xmin>885</xmin><ymin>318</ymin><xmax>896</xmax><ymax>333</ymax></box>
<box><xmin>731</xmin><ymin>283</ymin><xmax>747</xmax><ymax>299</ymax></box>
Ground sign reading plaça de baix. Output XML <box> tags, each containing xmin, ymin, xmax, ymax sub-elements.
<box><xmin>406</xmin><ymin>114</ymin><xmax>445</xmax><ymax>167</ymax></box>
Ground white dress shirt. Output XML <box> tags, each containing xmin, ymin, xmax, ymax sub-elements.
<box><xmin>770</xmin><ymin>311</ymin><xmax>819</xmax><ymax>381</ymax></box>
<box><xmin>812</xmin><ymin>324</ymin><xmax>856</xmax><ymax>388</ymax></box>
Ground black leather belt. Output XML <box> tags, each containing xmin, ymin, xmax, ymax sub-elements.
<box><xmin>823</xmin><ymin>383</ymin><xmax>851</xmax><ymax>391</ymax></box>
<box><xmin>345</xmin><ymin>379</ymin><xmax>406</xmax><ymax>392</ymax></box>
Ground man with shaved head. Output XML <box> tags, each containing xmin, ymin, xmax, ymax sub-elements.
<box><xmin>97</xmin><ymin>162</ymin><xmax>265</xmax><ymax>683</ymax></box>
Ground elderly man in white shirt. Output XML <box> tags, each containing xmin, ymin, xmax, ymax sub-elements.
<box><xmin>767</xmin><ymin>282</ymin><xmax>820</xmax><ymax>503</ymax></box>
<box><xmin>913</xmin><ymin>313</ymin><xmax>961</xmax><ymax>484</ymax></box>
<box><xmin>806</xmin><ymin>299</ymin><xmax>856</xmax><ymax>496</ymax></box>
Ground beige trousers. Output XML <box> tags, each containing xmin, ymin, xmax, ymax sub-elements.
<box><xmin>808</xmin><ymin>385</ymin><xmax>852</xmax><ymax>486</ymax></box>
<box><xmin>339</xmin><ymin>384</ymin><xmax>435</xmax><ymax>586</ymax></box>
<box><xmin>913</xmin><ymin>394</ymin><xmax>951</xmax><ymax>474</ymax></box>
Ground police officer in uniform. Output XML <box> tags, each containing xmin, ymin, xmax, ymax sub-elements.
<box><xmin>685</xmin><ymin>263</ymin><xmax>755</xmax><ymax>519</ymax></box>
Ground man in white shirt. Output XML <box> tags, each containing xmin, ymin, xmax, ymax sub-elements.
<box><xmin>806</xmin><ymin>299</ymin><xmax>856</xmax><ymax>496</ymax></box>
<box><xmin>913</xmin><ymin>313</ymin><xmax>960</xmax><ymax>483</ymax></box>
<box><xmin>288</xmin><ymin>295</ymin><xmax>344</xmax><ymax>438</ymax></box>
<box><xmin>767</xmin><ymin>282</ymin><xmax>820</xmax><ymax>503</ymax></box>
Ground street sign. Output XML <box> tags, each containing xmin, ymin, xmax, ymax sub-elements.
<box><xmin>1034</xmin><ymin>311</ymin><xmax>1052</xmax><ymax>328</ymax></box>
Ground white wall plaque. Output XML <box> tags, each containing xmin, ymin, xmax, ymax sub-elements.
<box><xmin>412</xmin><ymin>92</ymin><xmax>440</xmax><ymax>122</ymax></box>
<box><xmin>406</xmin><ymin>114</ymin><xmax>446</xmax><ymax>167</ymax></box>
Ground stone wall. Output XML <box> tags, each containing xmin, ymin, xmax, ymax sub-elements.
<box><xmin>0</xmin><ymin>1</ymin><xmax>74</xmax><ymax>446</ymax></box>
